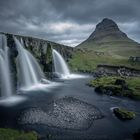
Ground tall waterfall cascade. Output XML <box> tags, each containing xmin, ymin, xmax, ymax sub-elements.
<box><xmin>0</xmin><ymin>35</ymin><xmax>13</xmax><ymax>98</ymax></box>
<box><xmin>14</xmin><ymin>37</ymin><xmax>47</xmax><ymax>89</ymax></box>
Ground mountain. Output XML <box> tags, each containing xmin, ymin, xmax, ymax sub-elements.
<box><xmin>88</xmin><ymin>18</ymin><xmax>129</xmax><ymax>40</ymax></box>
<box><xmin>77</xmin><ymin>18</ymin><xmax>139</xmax><ymax>49</ymax></box>
<box><xmin>69</xmin><ymin>18</ymin><xmax>140</xmax><ymax>72</ymax></box>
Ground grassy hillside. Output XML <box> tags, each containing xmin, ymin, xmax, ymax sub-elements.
<box><xmin>69</xmin><ymin>46</ymin><xmax>140</xmax><ymax>72</ymax></box>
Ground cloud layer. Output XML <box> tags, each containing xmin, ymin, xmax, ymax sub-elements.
<box><xmin>0</xmin><ymin>0</ymin><xmax>140</xmax><ymax>46</ymax></box>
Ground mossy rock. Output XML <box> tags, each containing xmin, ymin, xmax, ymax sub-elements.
<box><xmin>113</xmin><ymin>108</ymin><xmax>136</xmax><ymax>120</ymax></box>
<box><xmin>89</xmin><ymin>76</ymin><xmax>140</xmax><ymax>100</ymax></box>
<box><xmin>95</xmin><ymin>85</ymin><xmax>122</xmax><ymax>96</ymax></box>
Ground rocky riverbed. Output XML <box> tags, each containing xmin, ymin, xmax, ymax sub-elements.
<box><xmin>18</xmin><ymin>97</ymin><xmax>103</xmax><ymax>130</ymax></box>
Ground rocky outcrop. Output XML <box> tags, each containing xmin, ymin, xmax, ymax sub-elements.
<box><xmin>2</xmin><ymin>34</ymin><xmax>18</xmax><ymax>90</ymax></box>
<box><xmin>129</xmin><ymin>56</ymin><xmax>140</xmax><ymax>62</ymax></box>
<box><xmin>94</xmin><ymin>64</ymin><xmax>140</xmax><ymax>77</ymax></box>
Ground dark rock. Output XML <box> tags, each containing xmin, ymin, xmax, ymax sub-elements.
<box><xmin>95</xmin><ymin>86</ymin><xmax>122</xmax><ymax>96</ymax></box>
<box><xmin>95</xmin><ymin>86</ymin><xmax>104</xmax><ymax>93</ymax></box>
<box><xmin>7</xmin><ymin>34</ymin><xmax>18</xmax><ymax>90</ymax></box>
<box><xmin>115</xmin><ymin>79</ymin><xmax>126</xmax><ymax>86</ymax></box>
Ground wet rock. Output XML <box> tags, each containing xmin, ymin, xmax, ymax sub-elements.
<box><xmin>115</xmin><ymin>79</ymin><xmax>126</xmax><ymax>86</ymax></box>
<box><xmin>18</xmin><ymin>97</ymin><xmax>103</xmax><ymax>130</ymax></box>
<box><xmin>113</xmin><ymin>107</ymin><xmax>135</xmax><ymax>120</ymax></box>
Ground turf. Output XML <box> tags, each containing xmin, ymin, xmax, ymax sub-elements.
<box><xmin>0</xmin><ymin>128</ymin><xmax>37</xmax><ymax>140</ymax></box>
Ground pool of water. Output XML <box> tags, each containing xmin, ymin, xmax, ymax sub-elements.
<box><xmin>0</xmin><ymin>76</ymin><xmax>140</xmax><ymax>140</ymax></box>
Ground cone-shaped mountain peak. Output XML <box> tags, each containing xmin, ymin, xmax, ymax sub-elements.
<box><xmin>88</xmin><ymin>18</ymin><xmax>128</xmax><ymax>41</ymax></box>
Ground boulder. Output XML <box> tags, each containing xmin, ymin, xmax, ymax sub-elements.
<box><xmin>115</xmin><ymin>79</ymin><xmax>126</xmax><ymax>86</ymax></box>
<box><xmin>113</xmin><ymin>107</ymin><xmax>135</xmax><ymax>120</ymax></box>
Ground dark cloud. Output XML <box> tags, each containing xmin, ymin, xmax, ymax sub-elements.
<box><xmin>0</xmin><ymin>0</ymin><xmax>140</xmax><ymax>46</ymax></box>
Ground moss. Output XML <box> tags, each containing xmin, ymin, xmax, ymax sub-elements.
<box><xmin>89</xmin><ymin>76</ymin><xmax>121</xmax><ymax>87</ymax></box>
<box><xmin>88</xmin><ymin>76</ymin><xmax>140</xmax><ymax>100</ymax></box>
<box><xmin>0</xmin><ymin>128</ymin><xmax>37</xmax><ymax>140</ymax></box>
<box><xmin>113</xmin><ymin>108</ymin><xmax>136</xmax><ymax>120</ymax></box>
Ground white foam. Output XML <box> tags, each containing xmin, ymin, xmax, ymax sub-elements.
<box><xmin>59</xmin><ymin>73</ymin><xmax>89</xmax><ymax>80</ymax></box>
<box><xmin>0</xmin><ymin>96</ymin><xmax>27</xmax><ymax>106</ymax></box>
<box><xmin>19</xmin><ymin>82</ymin><xmax>61</xmax><ymax>92</ymax></box>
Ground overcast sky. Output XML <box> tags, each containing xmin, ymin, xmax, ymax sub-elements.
<box><xmin>0</xmin><ymin>0</ymin><xmax>140</xmax><ymax>47</ymax></box>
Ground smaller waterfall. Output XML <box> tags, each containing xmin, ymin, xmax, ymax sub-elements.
<box><xmin>14</xmin><ymin>37</ymin><xmax>45</xmax><ymax>88</ymax></box>
<box><xmin>52</xmin><ymin>49</ymin><xmax>70</xmax><ymax>78</ymax></box>
<box><xmin>52</xmin><ymin>49</ymin><xmax>87</xmax><ymax>79</ymax></box>
<box><xmin>0</xmin><ymin>35</ymin><xmax>13</xmax><ymax>98</ymax></box>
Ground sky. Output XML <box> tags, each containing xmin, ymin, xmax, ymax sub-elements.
<box><xmin>0</xmin><ymin>0</ymin><xmax>140</xmax><ymax>47</ymax></box>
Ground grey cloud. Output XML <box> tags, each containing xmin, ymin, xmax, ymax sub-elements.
<box><xmin>0</xmin><ymin>0</ymin><xmax>140</xmax><ymax>46</ymax></box>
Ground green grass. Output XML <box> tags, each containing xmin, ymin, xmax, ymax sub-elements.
<box><xmin>0</xmin><ymin>128</ymin><xmax>37</xmax><ymax>140</ymax></box>
<box><xmin>69</xmin><ymin>48</ymin><xmax>140</xmax><ymax>72</ymax></box>
<box><xmin>78</xmin><ymin>35</ymin><xmax>139</xmax><ymax>49</ymax></box>
<box><xmin>69</xmin><ymin>36</ymin><xmax>140</xmax><ymax>72</ymax></box>
<box><xmin>89</xmin><ymin>76</ymin><xmax>119</xmax><ymax>87</ymax></box>
<box><xmin>88</xmin><ymin>76</ymin><xmax>140</xmax><ymax>100</ymax></box>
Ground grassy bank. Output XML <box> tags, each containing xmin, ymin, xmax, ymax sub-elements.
<box><xmin>88</xmin><ymin>76</ymin><xmax>140</xmax><ymax>100</ymax></box>
<box><xmin>0</xmin><ymin>128</ymin><xmax>37</xmax><ymax>140</ymax></box>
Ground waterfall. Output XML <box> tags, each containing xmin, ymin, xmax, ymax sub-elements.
<box><xmin>52</xmin><ymin>49</ymin><xmax>70</xmax><ymax>78</ymax></box>
<box><xmin>14</xmin><ymin>37</ymin><xmax>45</xmax><ymax>88</ymax></box>
<box><xmin>52</xmin><ymin>49</ymin><xmax>87</xmax><ymax>79</ymax></box>
<box><xmin>0</xmin><ymin>35</ymin><xmax>13</xmax><ymax>97</ymax></box>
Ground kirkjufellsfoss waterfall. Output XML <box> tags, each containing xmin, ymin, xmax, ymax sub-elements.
<box><xmin>0</xmin><ymin>35</ymin><xmax>13</xmax><ymax>98</ymax></box>
<box><xmin>52</xmin><ymin>49</ymin><xmax>86</xmax><ymax>79</ymax></box>
<box><xmin>0</xmin><ymin>34</ymin><xmax>83</xmax><ymax>101</ymax></box>
<box><xmin>52</xmin><ymin>49</ymin><xmax>70</xmax><ymax>78</ymax></box>
<box><xmin>14</xmin><ymin>37</ymin><xmax>47</xmax><ymax>89</ymax></box>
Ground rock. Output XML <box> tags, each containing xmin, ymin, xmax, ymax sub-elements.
<box><xmin>115</xmin><ymin>79</ymin><xmax>129</xmax><ymax>90</ymax></box>
<box><xmin>113</xmin><ymin>107</ymin><xmax>135</xmax><ymax>120</ymax></box>
<box><xmin>95</xmin><ymin>86</ymin><xmax>122</xmax><ymax>96</ymax></box>
<box><xmin>95</xmin><ymin>86</ymin><xmax>104</xmax><ymax>93</ymax></box>
<box><xmin>115</xmin><ymin>79</ymin><xmax>126</xmax><ymax>86</ymax></box>
<box><xmin>18</xmin><ymin>97</ymin><xmax>103</xmax><ymax>130</ymax></box>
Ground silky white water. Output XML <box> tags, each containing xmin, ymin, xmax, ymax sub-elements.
<box><xmin>52</xmin><ymin>49</ymin><xmax>70</xmax><ymax>78</ymax></box>
<box><xmin>0</xmin><ymin>35</ymin><xmax>13</xmax><ymax>97</ymax></box>
<box><xmin>52</xmin><ymin>49</ymin><xmax>88</xmax><ymax>79</ymax></box>
<box><xmin>14</xmin><ymin>37</ymin><xmax>45</xmax><ymax>88</ymax></box>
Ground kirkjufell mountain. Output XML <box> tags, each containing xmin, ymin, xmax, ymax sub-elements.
<box><xmin>77</xmin><ymin>18</ymin><xmax>140</xmax><ymax>48</ymax></box>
